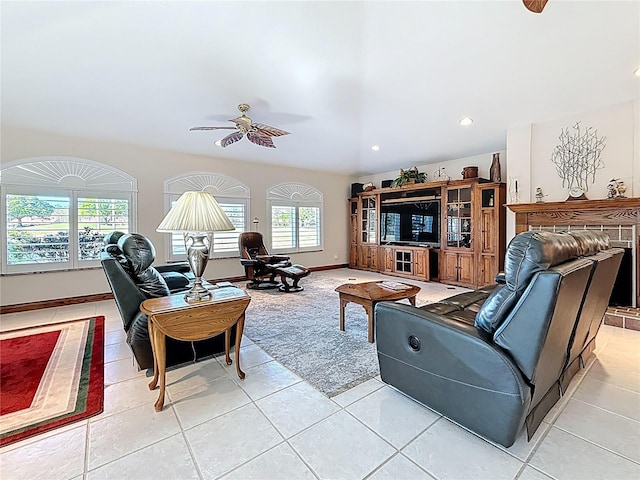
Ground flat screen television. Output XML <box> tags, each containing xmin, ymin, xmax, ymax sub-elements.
<box><xmin>380</xmin><ymin>200</ymin><xmax>440</xmax><ymax>246</ymax></box>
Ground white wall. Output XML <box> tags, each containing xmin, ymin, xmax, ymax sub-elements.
<box><xmin>357</xmin><ymin>150</ymin><xmax>507</xmax><ymax>187</ymax></box>
<box><xmin>505</xmin><ymin>100</ymin><xmax>638</xmax><ymax>242</ymax></box>
<box><xmin>0</xmin><ymin>126</ymin><xmax>353</xmax><ymax>306</ymax></box>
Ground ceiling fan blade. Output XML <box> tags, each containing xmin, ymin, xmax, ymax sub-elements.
<box><xmin>523</xmin><ymin>0</ymin><xmax>548</xmax><ymax>13</ymax></box>
<box><xmin>247</xmin><ymin>132</ymin><xmax>276</xmax><ymax>148</ymax></box>
<box><xmin>253</xmin><ymin>123</ymin><xmax>290</xmax><ymax>137</ymax></box>
<box><xmin>189</xmin><ymin>126</ymin><xmax>236</xmax><ymax>131</ymax></box>
<box><xmin>221</xmin><ymin>131</ymin><xmax>244</xmax><ymax>147</ymax></box>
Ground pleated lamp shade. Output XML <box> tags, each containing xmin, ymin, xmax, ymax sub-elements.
<box><xmin>156</xmin><ymin>191</ymin><xmax>235</xmax><ymax>233</ymax></box>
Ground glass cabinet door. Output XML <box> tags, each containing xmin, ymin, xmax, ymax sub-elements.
<box><xmin>361</xmin><ymin>196</ymin><xmax>377</xmax><ymax>244</ymax></box>
<box><xmin>446</xmin><ymin>187</ymin><xmax>472</xmax><ymax>248</ymax></box>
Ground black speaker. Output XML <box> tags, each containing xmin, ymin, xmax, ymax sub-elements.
<box><xmin>381</xmin><ymin>180</ymin><xmax>393</xmax><ymax>188</ymax></box>
<box><xmin>350</xmin><ymin>183</ymin><xmax>364</xmax><ymax>198</ymax></box>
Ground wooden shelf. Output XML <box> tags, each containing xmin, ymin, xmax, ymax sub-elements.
<box><xmin>507</xmin><ymin>197</ymin><xmax>640</xmax><ymax>213</ymax></box>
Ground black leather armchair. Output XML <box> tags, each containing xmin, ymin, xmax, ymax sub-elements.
<box><xmin>101</xmin><ymin>232</ymin><xmax>231</xmax><ymax>369</ymax></box>
<box><xmin>238</xmin><ymin>232</ymin><xmax>291</xmax><ymax>289</ymax></box>
<box><xmin>375</xmin><ymin>231</ymin><xmax>622</xmax><ymax>447</ymax></box>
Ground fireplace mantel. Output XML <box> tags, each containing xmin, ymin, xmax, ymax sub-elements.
<box><xmin>507</xmin><ymin>197</ymin><xmax>639</xmax><ymax>306</ymax></box>
<box><xmin>508</xmin><ymin>197</ymin><xmax>640</xmax><ymax>230</ymax></box>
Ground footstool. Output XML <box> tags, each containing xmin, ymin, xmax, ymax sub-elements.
<box><xmin>276</xmin><ymin>264</ymin><xmax>310</xmax><ymax>292</ymax></box>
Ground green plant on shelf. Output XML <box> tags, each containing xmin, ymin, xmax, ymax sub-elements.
<box><xmin>392</xmin><ymin>166</ymin><xmax>427</xmax><ymax>187</ymax></box>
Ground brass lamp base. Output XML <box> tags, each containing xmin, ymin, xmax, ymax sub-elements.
<box><xmin>184</xmin><ymin>282</ymin><xmax>212</xmax><ymax>302</ymax></box>
<box><xmin>184</xmin><ymin>232</ymin><xmax>214</xmax><ymax>303</ymax></box>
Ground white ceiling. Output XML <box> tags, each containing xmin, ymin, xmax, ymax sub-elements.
<box><xmin>2</xmin><ymin>1</ymin><xmax>639</xmax><ymax>176</ymax></box>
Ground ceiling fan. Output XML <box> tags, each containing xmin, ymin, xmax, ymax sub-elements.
<box><xmin>190</xmin><ymin>103</ymin><xmax>290</xmax><ymax>148</ymax></box>
<box><xmin>523</xmin><ymin>0</ymin><xmax>548</xmax><ymax>13</ymax></box>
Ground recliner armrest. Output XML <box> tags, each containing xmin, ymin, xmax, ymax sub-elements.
<box><xmin>375</xmin><ymin>301</ymin><xmax>531</xmax><ymax>448</ymax></box>
<box><xmin>375</xmin><ymin>302</ymin><xmax>527</xmax><ymax>394</ymax></box>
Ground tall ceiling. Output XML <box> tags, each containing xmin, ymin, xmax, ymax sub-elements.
<box><xmin>2</xmin><ymin>1</ymin><xmax>639</xmax><ymax>176</ymax></box>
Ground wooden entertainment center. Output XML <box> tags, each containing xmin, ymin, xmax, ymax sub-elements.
<box><xmin>349</xmin><ymin>178</ymin><xmax>506</xmax><ymax>288</ymax></box>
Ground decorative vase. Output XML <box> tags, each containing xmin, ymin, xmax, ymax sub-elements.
<box><xmin>490</xmin><ymin>153</ymin><xmax>501</xmax><ymax>182</ymax></box>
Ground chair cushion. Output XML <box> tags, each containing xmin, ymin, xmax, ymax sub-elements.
<box><xmin>162</xmin><ymin>271</ymin><xmax>191</xmax><ymax>292</ymax></box>
<box><xmin>475</xmin><ymin>231</ymin><xmax>579</xmax><ymax>334</ymax></box>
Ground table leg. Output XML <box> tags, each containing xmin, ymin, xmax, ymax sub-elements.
<box><xmin>409</xmin><ymin>296</ymin><xmax>417</xmax><ymax>306</ymax></box>
<box><xmin>235</xmin><ymin>314</ymin><xmax>246</xmax><ymax>380</ymax></box>
<box><xmin>339</xmin><ymin>297</ymin><xmax>347</xmax><ymax>331</ymax></box>
<box><xmin>148</xmin><ymin>318</ymin><xmax>159</xmax><ymax>391</ymax></box>
<box><xmin>153</xmin><ymin>329</ymin><xmax>167</xmax><ymax>412</ymax></box>
<box><xmin>365</xmin><ymin>303</ymin><xmax>374</xmax><ymax>343</ymax></box>
<box><xmin>224</xmin><ymin>329</ymin><xmax>232</xmax><ymax>365</ymax></box>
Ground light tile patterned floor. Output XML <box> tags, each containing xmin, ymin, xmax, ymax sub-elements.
<box><xmin>1</xmin><ymin>269</ymin><xmax>639</xmax><ymax>480</ymax></box>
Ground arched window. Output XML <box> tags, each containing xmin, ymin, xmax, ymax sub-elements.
<box><xmin>1</xmin><ymin>157</ymin><xmax>136</xmax><ymax>273</ymax></box>
<box><xmin>267</xmin><ymin>183</ymin><xmax>323</xmax><ymax>253</ymax></box>
<box><xmin>164</xmin><ymin>173</ymin><xmax>250</xmax><ymax>259</ymax></box>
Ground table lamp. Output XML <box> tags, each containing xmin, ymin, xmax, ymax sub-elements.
<box><xmin>156</xmin><ymin>191</ymin><xmax>235</xmax><ymax>301</ymax></box>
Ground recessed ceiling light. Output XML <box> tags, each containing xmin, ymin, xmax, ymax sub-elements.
<box><xmin>214</xmin><ymin>140</ymin><xmax>222</xmax><ymax>147</ymax></box>
<box><xmin>634</xmin><ymin>66</ymin><xmax>640</xmax><ymax>77</ymax></box>
<box><xmin>371</xmin><ymin>145</ymin><xmax>380</xmax><ymax>151</ymax></box>
<box><xmin>459</xmin><ymin>117</ymin><xmax>473</xmax><ymax>126</ymax></box>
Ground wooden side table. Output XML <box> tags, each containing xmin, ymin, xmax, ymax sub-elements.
<box><xmin>140</xmin><ymin>286</ymin><xmax>251</xmax><ymax>411</ymax></box>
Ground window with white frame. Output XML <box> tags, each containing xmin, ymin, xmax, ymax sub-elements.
<box><xmin>1</xmin><ymin>157</ymin><xmax>136</xmax><ymax>273</ymax></box>
<box><xmin>268</xmin><ymin>183</ymin><xmax>323</xmax><ymax>253</ymax></box>
<box><xmin>163</xmin><ymin>173</ymin><xmax>249</xmax><ymax>260</ymax></box>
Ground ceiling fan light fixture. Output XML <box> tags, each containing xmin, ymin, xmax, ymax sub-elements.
<box><xmin>459</xmin><ymin>117</ymin><xmax>473</xmax><ymax>126</ymax></box>
<box><xmin>190</xmin><ymin>103</ymin><xmax>290</xmax><ymax>148</ymax></box>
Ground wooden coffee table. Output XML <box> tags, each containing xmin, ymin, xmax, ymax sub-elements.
<box><xmin>335</xmin><ymin>281</ymin><xmax>420</xmax><ymax>343</ymax></box>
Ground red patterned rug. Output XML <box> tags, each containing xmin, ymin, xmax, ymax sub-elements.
<box><xmin>0</xmin><ymin>316</ymin><xmax>104</xmax><ymax>447</ymax></box>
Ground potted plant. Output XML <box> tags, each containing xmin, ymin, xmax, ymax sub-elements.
<box><xmin>392</xmin><ymin>166</ymin><xmax>427</xmax><ymax>187</ymax></box>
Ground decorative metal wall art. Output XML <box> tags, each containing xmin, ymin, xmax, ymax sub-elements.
<box><xmin>550</xmin><ymin>122</ymin><xmax>606</xmax><ymax>193</ymax></box>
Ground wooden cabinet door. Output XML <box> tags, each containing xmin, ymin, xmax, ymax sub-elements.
<box><xmin>413</xmin><ymin>249</ymin><xmax>427</xmax><ymax>279</ymax></box>
<box><xmin>382</xmin><ymin>247</ymin><xmax>394</xmax><ymax>272</ymax></box>
<box><xmin>478</xmin><ymin>254</ymin><xmax>496</xmax><ymax>286</ymax></box>
<box><xmin>458</xmin><ymin>253</ymin><xmax>475</xmax><ymax>285</ymax></box>
<box><xmin>349</xmin><ymin>244</ymin><xmax>358</xmax><ymax>268</ymax></box>
<box><xmin>442</xmin><ymin>252</ymin><xmax>459</xmax><ymax>282</ymax></box>
<box><xmin>481</xmin><ymin>210</ymin><xmax>496</xmax><ymax>253</ymax></box>
<box><xmin>369</xmin><ymin>246</ymin><xmax>379</xmax><ymax>270</ymax></box>
<box><xmin>357</xmin><ymin>246</ymin><xmax>368</xmax><ymax>268</ymax></box>
<box><xmin>350</xmin><ymin>214</ymin><xmax>358</xmax><ymax>244</ymax></box>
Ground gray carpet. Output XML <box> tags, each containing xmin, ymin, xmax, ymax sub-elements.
<box><xmin>240</xmin><ymin>271</ymin><xmax>455</xmax><ymax>397</ymax></box>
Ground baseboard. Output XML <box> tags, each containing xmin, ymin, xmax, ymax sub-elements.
<box><xmin>0</xmin><ymin>264</ymin><xmax>350</xmax><ymax>314</ymax></box>
<box><xmin>0</xmin><ymin>293</ymin><xmax>115</xmax><ymax>314</ymax></box>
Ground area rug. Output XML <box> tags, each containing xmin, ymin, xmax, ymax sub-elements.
<box><xmin>241</xmin><ymin>272</ymin><xmax>456</xmax><ymax>397</ymax></box>
<box><xmin>0</xmin><ymin>316</ymin><xmax>104</xmax><ymax>447</ymax></box>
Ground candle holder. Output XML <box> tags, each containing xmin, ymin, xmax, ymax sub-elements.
<box><xmin>509</xmin><ymin>177</ymin><xmax>520</xmax><ymax>204</ymax></box>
